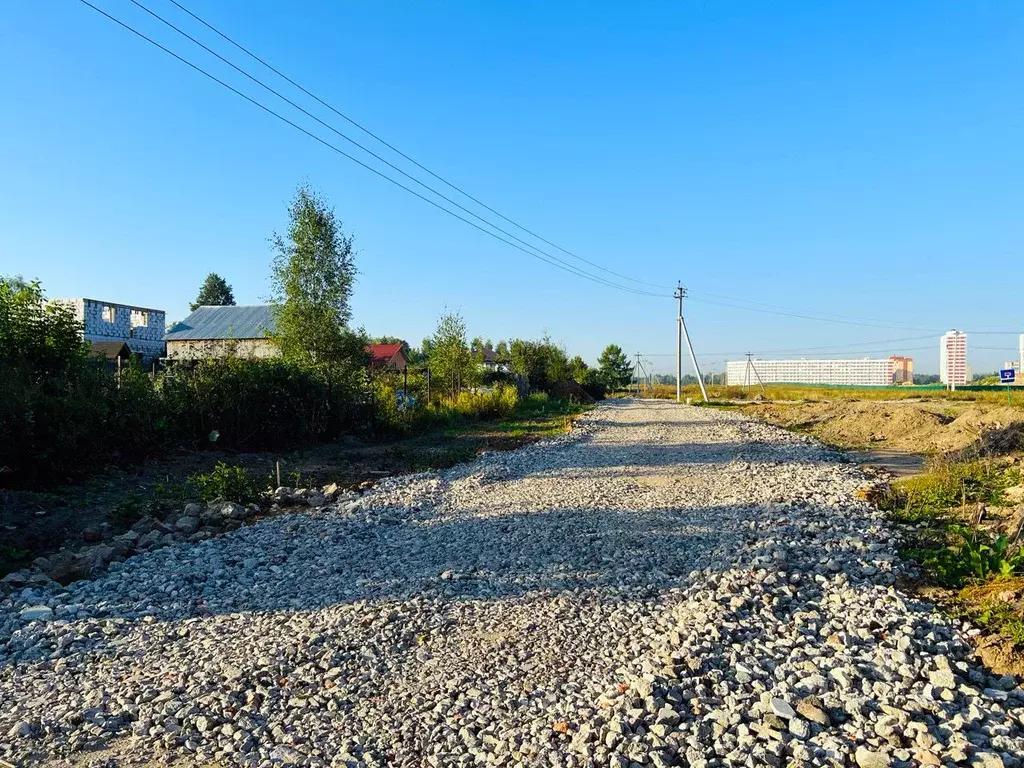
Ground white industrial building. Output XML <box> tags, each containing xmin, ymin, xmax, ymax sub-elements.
<box><xmin>939</xmin><ymin>330</ymin><xmax>968</xmax><ymax>387</ymax></box>
<box><xmin>725</xmin><ymin>358</ymin><xmax>895</xmax><ymax>387</ymax></box>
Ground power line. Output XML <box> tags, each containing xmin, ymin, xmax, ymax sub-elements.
<box><xmin>114</xmin><ymin>0</ymin><xmax>668</xmax><ymax>299</ymax></box>
<box><xmin>641</xmin><ymin>334</ymin><xmax>936</xmax><ymax>358</ymax></box>
<box><xmin>687</xmin><ymin>295</ymin><xmax>943</xmax><ymax>332</ymax></box>
<box><xmin>164</xmin><ymin>0</ymin><xmax>673</xmax><ymax>292</ymax></box>
<box><xmin>689</xmin><ymin>290</ymin><xmax>1022</xmax><ymax>336</ymax></box>
<box><xmin>77</xmin><ymin>0</ymin><xmax>671</xmax><ymax>296</ymax></box>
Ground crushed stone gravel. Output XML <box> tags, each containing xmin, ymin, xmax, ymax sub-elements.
<box><xmin>1</xmin><ymin>400</ymin><xmax>1021</xmax><ymax>767</ymax></box>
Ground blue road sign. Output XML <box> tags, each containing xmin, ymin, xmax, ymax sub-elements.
<box><xmin>1000</xmin><ymin>368</ymin><xmax>1015</xmax><ymax>384</ymax></box>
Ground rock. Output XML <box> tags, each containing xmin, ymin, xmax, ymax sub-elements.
<box><xmin>770</xmin><ymin>698</ymin><xmax>797</xmax><ymax>720</ymax></box>
<box><xmin>795</xmin><ymin>698</ymin><xmax>831</xmax><ymax>726</ymax></box>
<box><xmin>222</xmin><ymin>502</ymin><xmax>247</xmax><ymax>520</ymax></box>
<box><xmin>183</xmin><ymin>502</ymin><xmax>203</xmax><ymax>517</ymax></box>
<box><xmin>174</xmin><ymin>516</ymin><xmax>200</xmax><ymax>534</ymax></box>
<box><xmin>44</xmin><ymin>551</ymin><xmax>93</xmax><ymax>583</ymax></box>
<box><xmin>82</xmin><ymin>526</ymin><xmax>103</xmax><ymax>543</ymax></box>
<box><xmin>19</xmin><ymin>605</ymin><xmax>53</xmax><ymax>622</ymax></box>
<box><xmin>855</xmin><ymin>746</ymin><xmax>891</xmax><ymax>768</ymax></box>
<box><xmin>655</xmin><ymin>706</ymin><xmax>680</xmax><ymax>726</ymax></box>
<box><xmin>6</xmin><ymin>721</ymin><xmax>32</xmax><ymax>739</ymax></box>
<box><xmin>928</xmin><ymin>669</ymin><xmax>956</xmax><ymax>689</ymax></box>
<box><xmin>138</xmin><ymin>529</ymin><xmax>164</xmax><ymax>549</ymax></box>
<box><xmin>970</xmin><ymin>753</ymin><xmax>1005</xmax><ymax>768</ymax></box>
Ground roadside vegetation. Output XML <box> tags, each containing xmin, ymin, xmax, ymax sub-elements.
<box><xmin>873</xmin><ymin>441</ymin><xmax>1024</xmax><ymax>666</ymax></box>
<box><xmin>1</xmin><ymin>183</ymin><xmax>615</xmax><ymax>575</ymax></box>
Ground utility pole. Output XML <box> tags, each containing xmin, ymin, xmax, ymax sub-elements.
<box><xmin>675</xmin><ymin>284</ymin><xmax>683</xmax><ymax>402</ymax></box>
<box><xmin>675</xmin><ymin>282</ymin><xmax>709</xmax><ymax>403</ymax></box>
<box><xmin>745</xmin><ymin>352</ymin><xmax>767</xmax><ymax>395</ymax></box>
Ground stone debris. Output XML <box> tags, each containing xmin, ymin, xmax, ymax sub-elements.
<box><xmin>0</xmin><ymin>401</ymin><xmax>1021</xmax><ymax>767</ymax></box>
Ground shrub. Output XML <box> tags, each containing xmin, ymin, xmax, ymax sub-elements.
<box><xmin>188</xmin><ymin>462</ymin><xmax>269</xmax><ymax>504</ymax></box>
<box><xmin>0</xmin><ymin>283</ymin><xmax>165</xmax><ymax>485</ymax></box>
<box><xmin>160</xmin><ymin>358</ymin><xmax>366</xmax><ymax>451</ymax></box>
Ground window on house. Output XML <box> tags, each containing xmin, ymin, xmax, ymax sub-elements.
<box><xmin>102</xmin><ymin>305</ymin><xmax>116</xmax><ymax>323</ymax></box>
<box><xmin>131</xmin><ymin>310</ymin><xmax>149</xmax><ymax>328</ymax></box>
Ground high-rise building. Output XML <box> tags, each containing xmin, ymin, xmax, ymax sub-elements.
<box><xmin>939</xmin><ymin>330</ymin><xmax>967</xmax><ymax>387</ymax></box>
<box><xmin>889</xmin><ymin>356</ymin><xmax>914</xmax><ymax>384</ymax></box>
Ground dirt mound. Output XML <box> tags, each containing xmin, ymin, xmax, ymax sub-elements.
<box><xmin>746</xmin><ymin>400</ymin><xmax>1024</xmax><ymax>455</ymax></box>
<box><xmin>548</xmin><ymin>380</ymin><xmax>596</xmax><ymax>404</ymax></box>
<box><xmin>980</xmin><ymin>421</ymin><xmax>1024</xmax><ymax>455</ymax></box>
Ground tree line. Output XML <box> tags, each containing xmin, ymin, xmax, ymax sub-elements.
<box><xmin>1</xmin><ymin>183</ymin><xmax>636</xmax><ymax>487</ymax></box>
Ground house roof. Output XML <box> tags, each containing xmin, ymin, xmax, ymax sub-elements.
<box><xmin>365</xmin><ymin>343</ymin><xmax>405</xmax><ymax>366</ymax></box>
<box><xmin>165</xmin><ymin>305</ymin><xmax>276</xmax><ymax>341</ymax></box>
<box><xmin>89</xmin><ymin>341</ymin><xmax>132</xmax><ymax>360</ymax></box>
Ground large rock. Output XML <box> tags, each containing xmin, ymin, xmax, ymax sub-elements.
<box><xmin>855</xmin><ymin>746</ymin><xmax>891</xmax><ymax>768</ymax></box>
<box><xmin>45</xmin><ymin>551</ymin><xmax>94</xmax><ymax>583</ymax></box>
<box><xmin>19</xmin><ymin>605</ymin><xmax>53</xmax><ymax>622</ymax></box>
<box><xmin>174</xmin><ymin>516</ymin><xmax>200</xmax><ymax>535</ymax></box>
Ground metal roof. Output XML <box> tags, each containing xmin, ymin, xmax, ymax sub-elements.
<box><xmin>164</xmin><ymin>305</ymin><xmax>277</xmax><ymax>341</ymax></box>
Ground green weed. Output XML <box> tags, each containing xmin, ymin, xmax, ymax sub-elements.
<box><xmin>188</xmin><ymin>462</ymin><xmax>269</xmax><ymax>504</ymax></box>
<box><xmin>904</xmin><ymin>525</ymin><xmax>1024</xmax><ymax>588</ymax></box>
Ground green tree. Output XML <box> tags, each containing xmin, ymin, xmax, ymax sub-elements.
<box><xmin>428</xmin><ymin>310</ymin><xmax>476</xmax><ymax>398</ymax></box>
<box><xmin>568</xmin><ymin>355</ymin><xmax>590</xmax><ymax>384</ymax></box>
<box><xmin>598</xmin><ymin>344</ymin><xmax>633</xmax><ymax>390</ymax></box>
<box><xmin>509</xmin><ymin>337</ymin><xmax>570</xmax><ymax>392</ymax></box>
<box><xmin>269</xmin><ymin>184</ymin><xmax>359</xmax><ymax>368</ymax></box>
<box><xmin>495</xmin><ymin>340</ymin><xmax>509</xmax><ymax>361</ymax></box>
<box><xmin>0</xmin><ymin>274</ymin><xmax>29</xmax><ymax>291</ymax></box>
<box><xmin>190</xmin><ymin>272</ymin><xmax>236</xmax><ymax>311</ymax></box>
<box><xmin>470</xmin><ymin>336</ymin><xmax>487</xmax><ymax>365</ymax></box>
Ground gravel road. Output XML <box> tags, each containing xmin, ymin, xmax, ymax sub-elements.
<box><xmin>2</xmin><ymin>400</ymin><xmax>1022</xmax><ymax>767</ymax></box>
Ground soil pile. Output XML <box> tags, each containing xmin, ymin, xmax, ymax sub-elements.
<box><xmin>745</xmin><ymin>399</ymin><xmax>1024</xmax><ymax>454</ymax></box>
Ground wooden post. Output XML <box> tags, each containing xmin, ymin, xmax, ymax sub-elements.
<box><xmin>275</xmin><ymin>459</ymin><xmax>281</xmax><ymax>489</ymax></box>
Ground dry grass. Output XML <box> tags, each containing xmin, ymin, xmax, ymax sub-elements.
<box><xmin>640</xmin><ymin>382</ymin><xmax>1024</xmax><ymax>406</ymax></box>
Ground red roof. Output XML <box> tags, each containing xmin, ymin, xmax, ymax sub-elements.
<box><xmin>365</xmin><ymin>343</ymin><xmax>405</xmax><ymax>366</ymax></box>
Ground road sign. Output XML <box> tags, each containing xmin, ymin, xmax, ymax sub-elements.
<box><xmin>1000</xmin><ymin>368</ymin><xmax>1015</xmax><ymax>384</ymax></box>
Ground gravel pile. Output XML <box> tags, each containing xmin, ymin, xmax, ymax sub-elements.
<box><xmin>1</xmin><ymin>400</ymin><xmax>1021</xmax><ymax>767</ymax></box>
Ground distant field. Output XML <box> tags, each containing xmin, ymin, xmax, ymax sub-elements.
<box><xmin>638</xmin><ymin>382</ymin><xmax>1023</xmax><ymax>406</ymax></box>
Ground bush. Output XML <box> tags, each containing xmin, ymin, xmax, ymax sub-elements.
<box><xmin>430</xmin><ymin>384</ymin><xmax>519</xmax><ymax>422</ymax></box>
<box><xmin>160</xmin><ymin>358</ymin><xmax>366</xmax><ymax>451</ymax></box>
<box><xmin>0</xmin><ymin>283</ymin><xmax>164</xmax><ymax>485</ymax></box>
<box><xmin>188</xmin><ymin>462</ymin><xmax>269</xmax><ymax>504</ymax></box>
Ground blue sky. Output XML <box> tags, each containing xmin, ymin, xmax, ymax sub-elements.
<box><xmin>2</xmin><ymin>1</ymin><xmax>1022</xmax><ymax>374</ymax></box>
